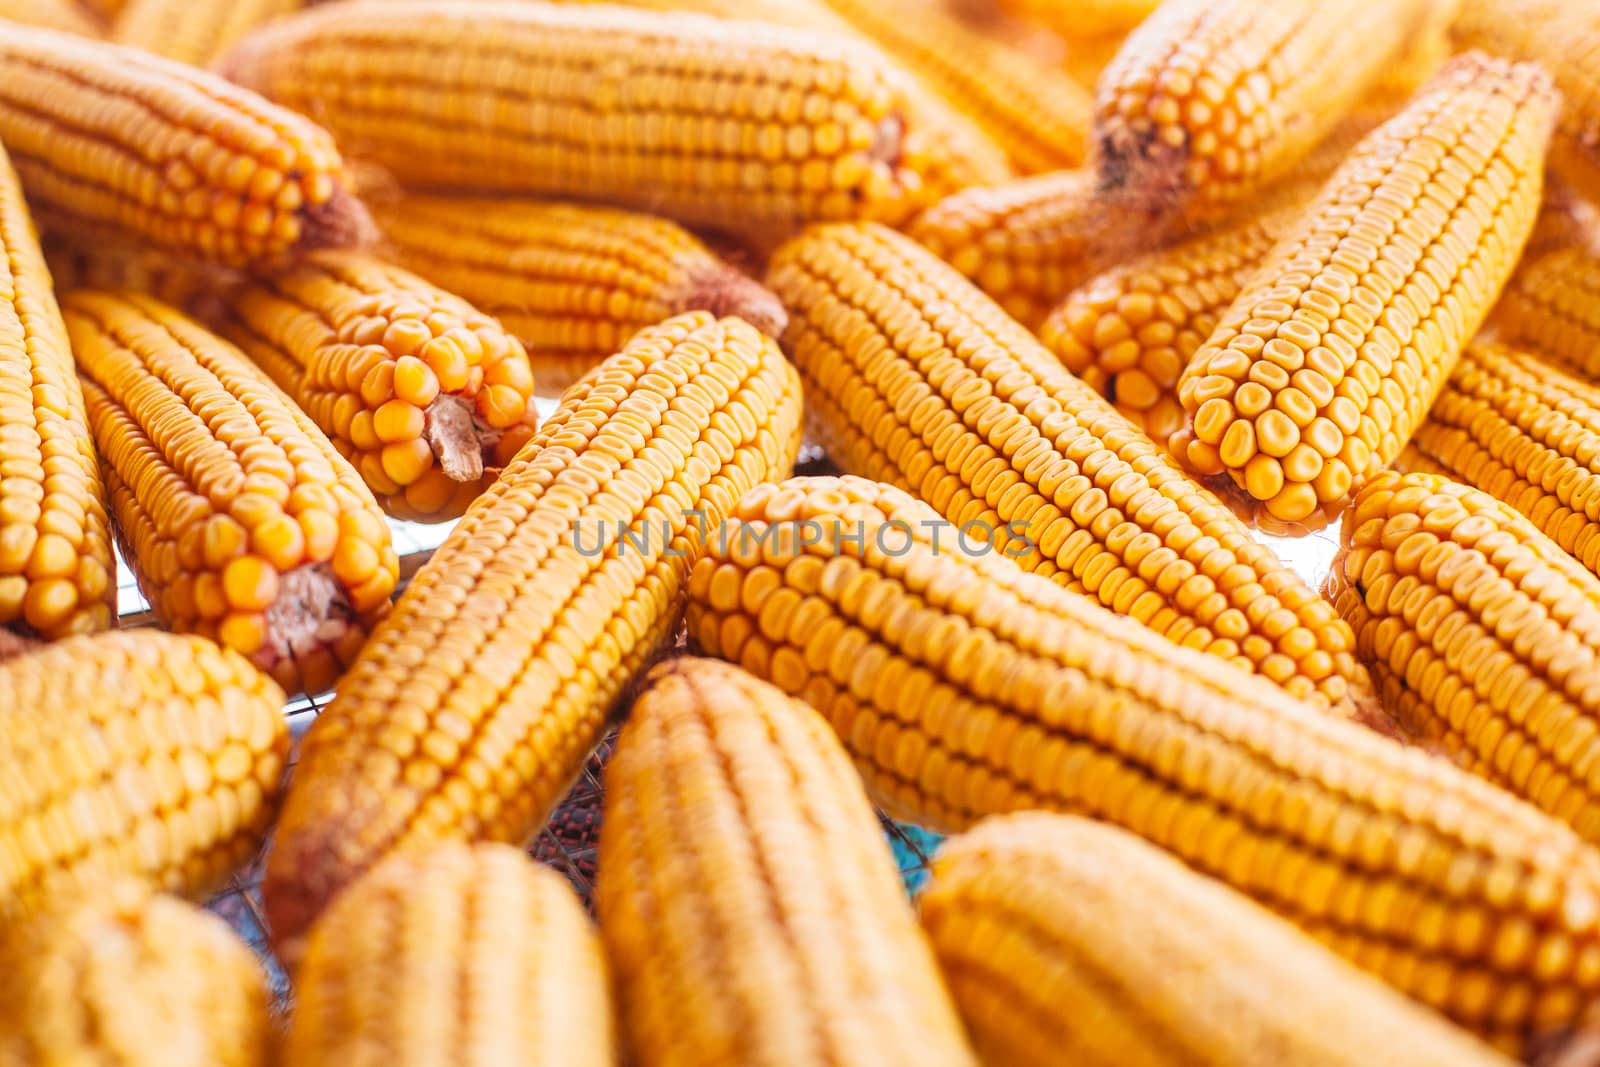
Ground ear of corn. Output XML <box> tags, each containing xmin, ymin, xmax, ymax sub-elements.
<box><xmin>921</xmin><ymin>812</ymin><xmax>1516</xmax><ymax>1067</ymax></box>
<box><xmin>599</xmin><ymin>656</ymin><xmax>976</xmax><ymax>1067</ymax></box>
<box><xmin>286</xmin><ymin>842</ymin><xmax>613</xmax><ymax>1067</ymax></box>
<box><xmin>0</xmin><ymin>139</ymin><xmax>114</xmax><ymax>640</ymax></box>
<box><xmin>0</xmin><ymin>880</ymin><xmax>272</xmax><ymax>1067</ymax></box>
<box><xmin>111</xmin><ymin>0</ymin><xmax>301</xmax><ymax>67</ymax></box>
<box><xmin>1492</xmin><ymin>249</ymin><xmax>1600</xmax><ymax>378</ymax></box>
<box><xmin>66</xmin><ymin>289</ymin><xmax>398</xmax><ymax>696</ymax></box>
<box><xmin>766</xmin><ymin>221</ymin><xmax>1371</xmax><ymax>715</ymax></box>
<box><xmin>1402</xmin><ymin>343</ymin><xmax>1600</xmax><ymax>583</ymax></box>
<box><xmin>370</xmin><ymin>194</ymin><xmax>787</xmax><ymax>398</ymax></box>
<box><xmin>1169</xmin><ymin>53</ymin><xmax>1557</xmax><ymax>529</ymax></box>
<box><xmin>0</xmin><ymin>630</ymin><xmax>289</xmax><ymax>926</ymax></box>
<box><xmin>221</xmin><ymin>0</ymin><xmax>1006</xmax><ymax>244</ymax></box>
<box><xmin>208</xmin><ymin>250</ymin><xmax>540</xmax><ymax>522</ymax></box>
<box><xmin>686</xmin><ymin>473</ymin><xmax>1600</xmax><ymax>1054</ymax></box>
<box><xmin>0</xmin><ymin>0</ymin><xmax>105</xmax><ymax>34</ymax></box>
<box><xmin>0</xmin><ymin>25</ymin><xmax>364</xmax><ymax>267</ymax></box>
<box><xmin>1330</xmin><ymin>469</ymin><xmax>1600</xmax><ymax>847</ymax></box>
<box><xmin>261</xmin><ymin>311</ymin><xmax>803</xmax><ymax>958</ymax></box>
<box><xmin>1093</xmin><ymin>0</ymin><xmax>1433</xmax><ymax>229</ymax></box>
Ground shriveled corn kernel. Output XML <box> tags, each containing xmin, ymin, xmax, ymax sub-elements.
<box><xmin>0</xmin><ymin>0</ymin><xmax>104</xmax><ymax>35</ymax></box>
<box><xmin>221</xmin><ymin>0</ymin><xmax>1005</xmax><ymax>243</ymax></box>
<box><xmin>0</xmin><ymin>631</ymin><xmax>288</xmax><ymax>925</ymax></box>
<box><xmin>1331</xmin><ymin>470</ymin><xmax>1600</xmax><ymax>848</ymax></box>
<box><xmin>0</xmin><ymin>25</ymin><xmax>364</xmax><ymax>267</ymax></box>
<box><xmin>766</xmin><ymin>221</ymin><xmax>1371</xmax><ymax>714</ymax></box>
<box><xmin>1172</xmin><ymin>54</ymin><xmax>1558</xmax><ymax>530</ymax></box>
<box><xmin>371</xmin><ymin>194</ymin><xmax>787</xmax><ymax>397</ymax></box>
<box><xmin>0</xmin><ymin>880</ymin><xmax>272</xmax><ymax>1067</ymax></box>
<box><xmin>599</xmin><ymin>657</ymin><xmax>976</xmax><ymax>1067</ymax></box>
<box><xmin>922</xmin><ymin>813</ymin><xmax>1516</xmax><ymax>1067</ymax></box>
<box><xmin>111</xmin><ymin>0</ymin><xmax>300</xmax><ymax>67</ymax></box>
<box><xmin>0</xmin><ymin>140</ymin><xmax>113</xmax><ymax>640</ymax></box>
<box><xmin>1493</xmin><ymin>249</ymin><xmax>1600</xmax><ymax>378</ymax></box>
<box><xmin>261</xmin><ymin>312</ymin><xmax>803</xmax><ymax>957</ymax></box>
<box><xmin>1094</xmin><ymin>0</ymin><xmax>1435</xmax><ymax>229</ymax></box>
<box><xmin>286</xmin><ymin>843</ymin><xmax>613</xmax><ymax>1067</ymax></box>
<box><xmin>210</xmin><ymin>250</ymin><xmax>539</xmax><ymax>522</ymax></box>
<box><xmin>67</xmin><ymin>290</ymin><xmax>397</xmax><ymax>697</ymax></box>
<box><xmin>686</xmin><ymin>474</ymin><xmax>1600</xmax><ymax>1055</ymax></box>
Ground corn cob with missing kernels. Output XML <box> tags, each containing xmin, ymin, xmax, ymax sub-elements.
<box><xmin>221</xmin><ymin>1</ymin><xmax>1004</xmax><ymax>243</ymax></box>
<box><xmin>262</xmin><ymin>311</ymin><xmax>803</xmax><ymax>957</ymax></box>
<box><xmin>0</xmin><ymin>140</ymin><xmax>113</xmax><ymax>640</ymax></box>
<box><xmin>1093</xmin><ymin>0</ymin><xmax>1433</xmax><ymax>230</ymax></box>
<box><xmin>920</xmin><ymin>813</ymin><xmax>1516</xmax><ymax>1067</ymax></box>
<box><xmin>686</xmin><ymin>474</ymin><xmax>1600</xmax><ymax>1054</ymax></box>
<box><xmin>766</xmin><ymin>221</ymin><xmax>1371</xmax><ymax>715</ymax></box>
<box><xmin>285</xmin><ymin>843</ymin><xmax>613</xmax><ymax>1067</ymax></box>
<box><xmin>1400</xmin><ymin>344</ymin><xmax>1600</xmax><ymax>580</ymax></box>
<box><xmin>111</xmin><ymin>0</ymin><xmax>301</xmax><ymax>67</ymax></box>
<box><xmin>599</xmin><ymin>657</ymin><xmax>977</xmax><ymax>1067</ymax></box>
<box><xmin>1492</xmin><ymin>249</ymin><xmax>1600</xmax><ymax>378</ymax></box>
<box><xmin>1329</xmin><ymin>470</ymin><xmax>1600</xmax><ymax>846</ymax></box>
<box><xmin>1169</xmin><ymin>53</ymin><xmax>1557</xmax><ymax>530</ymax></box>
<box><xmin>0</xmin><ymin>0</ymin><xmax>104</xmax><ymax>34</ymax></box>
<box><xmin>0</xmin><ymin>630</ymin><xmax>288</xmax><ymax>926</ymax></box>
<box><xmin>208</xmin><ymin>250</ymin><xmax>539</xmax><ymax>522</ymax></box>
<box><xmin>0</xmin><ymin>879</ymin><xmax>272</xmax><ymax>1067</ymax></box>
<box><xmin>0</xmin><ymin>25</ymin><xmax>365</xmax><ymax>267</ymax></box>
<box><xmin>66</xmin><ymin>290</ymin><xmax>398</xmax><ymax>696</ymax></box>
<box><xmin>370</xmin><ymin>194</ymin><xmax>787</xmax><ymax>398</ymax></box>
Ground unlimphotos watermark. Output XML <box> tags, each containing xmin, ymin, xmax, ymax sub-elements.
<box><xmin>570</xmin><ymin>510</ymin><xmax>1037</xmax><ymax>559</ymax></box>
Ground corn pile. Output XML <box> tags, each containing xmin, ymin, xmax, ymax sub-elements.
<box><xmin>11</xmin><ymin>0</ymin><xmax>1600</xmax><ymax>1063</ymax></box>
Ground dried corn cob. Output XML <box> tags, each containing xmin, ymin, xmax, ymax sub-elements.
<box><xmin>686</xmin><ymin>473</ymin><xmax>1600</xmax><ymax>1054</ymax></box>
<box><xmin>66</xmin><ymin>290</ymin><xmax>398</xmax><ymax>696</ymax></box>
<box><xmin>1040</xmin><ymin>205</ymin><xmax>1302</xmax><ymax>448</ymax></box>
<box><xmin>209</xmin><ymin>250</ymin><xmax>539</xmax><ymax>522</ymax></box>
<box><xmin>221</xmin><ymin>1</ymin><xmax>1004</xmax><ymax>244</ymax></box>
<box><xmin>1401</xmin><ymin>344</ymin><xmax>1600</xmax><ymax>580</ymax></box>
<box><xmin>111</xmin><ymin>0</ymin><xmax>301</xmax><ymax>67</ymax></box>
<box><xmin>1169</xmin><ymin>54</ymin><xmax>1557</xmax><ymax>529</ymax></box>
<box><xmin>0</xmin><ymin>25</ymin><xmax>364</xmax><ymax>267</ymax></box>
<box><xmin>1330</xmin><ymin>470</ymin><xmax>1600</xmax><ymax>846</ymax></box>
<box><xmin>1493</xmin><ymin>249</ymin><xmax>1600</xmax><ymax>377</ymax></box>
<box><xmin>261</xmin><ymin>311</ymin><xmax>803</xmax><ymax>956</ymax></box>
<box><xmin>599</xmin><ymin>657</ymin><xmax>976</xmax><ymax>1067</ymax></box>
<box><xmin>1094</xmin><ymin>0</ymin><xmax>1432</xmax><ymax>229</ymax></box>
<box><xmin>371</xmin><ymin>194</ymin><xmax>787</xmax><ymax>398</ymax></box>
<box><xmin>766</xmin><ymin>221</ymin><xmax>1370</xmax><ymax>713</ymax></box>
<box><xmin>285</xmin><ymin>843</ymin><xmax>612</xmax><ymax>1067</ymax></box>
<box><xmin>921</xmin><ymin>813</ymin><xmax>1516</xmax><ymax>1067</ymax></box>
<box><xmin>0</xmin><ymin>879</ymin><xmax>271</xmax><ymax>1067</ymax></box>
<box><xmin>998</xmin><ymin>0</ymin><xmax>1158</xmax><ymax>39</ymax></box>
<box><xmin>0</xmin><ymin>0</ymin><xmax>104</xmax><ymax>34</ymax></box>
<box><xmin>0</xmin><ymin>139</ymin><xmax>113</xmax><ymax>640</ymax></box>
<box><xmin>0</xmin><ymin>630</ymin><xmax>288</xmax><ymax>925</ymax></box>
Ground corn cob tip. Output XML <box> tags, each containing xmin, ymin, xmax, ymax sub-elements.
<box><xmin>296</xmin><ymin>188</ymin><xmax>377</xmax><ymax>256</ymax></box>
<box><xmin>684</xmin><ymin>264</ymin><xmax>789</xmax><ymax>340</ymax></box>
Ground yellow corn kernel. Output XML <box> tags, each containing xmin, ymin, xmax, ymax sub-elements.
<box><xmin>922</xmin><ymin>813</ymin><xmax>1516</xmax><ymax>1067</ymax></box>
<box><xmin>0</xmin><ymin>141</ymin><xmax>113</xmax><ymax>640</ymax></box>
<box><xmin>1039</xmin><ymin>204</ymin><xmax>1302</xmax><ymax>448</ymax></box>
<box><xmin>1094</xmin><ymin>0</ymin><xmax>1436</xmax><ymax>229</ymax></box>
<box><xmin>0</xmin><ymin>631</ymin><xmax>288</xmax><ymax>924</ymax></box>
<box><xmin>1493</xmin><ymin>248</ymin><xmax>1600</xmax><ymax>378</ymax></box>
<box><xmin>66</xmin><ymin>290</ymin><xmax>398</xmax><ymax>696</ymax></box>
<box><xmin>0</xmin><ymin>880</ymin><xmax>272</xmax><ymax>1067</ymax></box>
<box><xmin>286</xmin><ymin>843</ymin><xmax>613</xmax><ymax>1067</ymax></box>
<box><xmin>599</xmin><ymin>657</ymin><xmax>976</xmax><ymax>1067</ymax></box>
<box><xmin>1331</xmin><ymin>470</ymin><xmax>1600</xmax><ymax>848</ymax></box>
<box><xmin>221</xmin><ymin>0</ymin><xmax>1006</xmax><ymax>244</ymax></box>
<box><xmin>370</xmin><ymin>193</ymin><xmax>787</xmax><ymax>398</ymax></box>
<box><xmin>261</xmin><ymin>311</ymin><xmax>803</xmax><ymax>959</ymax></box>
<box><xmin>0</xmin><ymin>0</ymin><xmax>104</xmax><ymax>34</ymax></box>
<box><xmin>1171</xmin><ymin>54</ymin><xmax>1558</xmax><ymax>530</ymax></box>
<box><xmin>766</xmin><ymin>221</ymin><xmax>1372</xmax><ymax>715</ymax></box>
<box><xmin>111</xmin><ymin>0</ymin><xmax>301</xmax><ymax>67</ymax></box>
<box><xmin>0</xmin><ymin>25</ymin><xmax>364</xmax><ymax>268</ymax></box>
<box><xmin>210</xmin><ymin>250</ymin><xmax>540</xmax><ymax>522</ymax></box>
<box><xmin>686</xmin><ymin>473</ymin><xmax>1600</xmax><ymax>1055</ymax></box>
